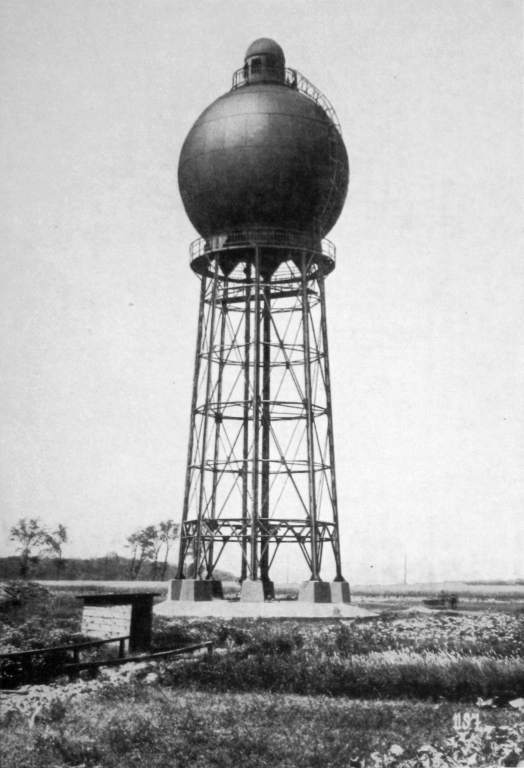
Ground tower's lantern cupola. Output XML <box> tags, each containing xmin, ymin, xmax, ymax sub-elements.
<box><xmin>244</xmin><ymin>37</ymin><xmax>285</xmax><ymax>84</ymax></box>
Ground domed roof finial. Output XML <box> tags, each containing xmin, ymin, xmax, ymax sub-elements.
<box><xmin>243</xmin><ymin>38</ymin><xmax>285</xmax><ymax>85</ymax></box>
<box><xmin>245</xmin><ymin>38</ymin><xmax>285</xmax><ymax>65</ymax></box>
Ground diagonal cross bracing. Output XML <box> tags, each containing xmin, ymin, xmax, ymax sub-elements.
<box><xmin>177</xmin><ymin>249</ymin><xmax>344</xmax><ymax>583</ymax></box>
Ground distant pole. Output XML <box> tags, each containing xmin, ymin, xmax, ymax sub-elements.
<box><xmin>403</xmin><ymin>553</ymin><xmax>408</xmax><ymax>585</ymax></box>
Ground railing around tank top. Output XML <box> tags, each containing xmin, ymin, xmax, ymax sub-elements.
<box><xmin>231</xmin><ymin>66</ymin><xmax>341</xmax><ymax>133</ymax></box>
<box><xmin>189</xmin><ymin>228</ymin><xmax>336</xmax><ymax>266</ymax></box>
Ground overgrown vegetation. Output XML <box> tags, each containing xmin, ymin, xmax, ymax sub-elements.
<box><xmin>2</xmin><ymin>686</ymin><xmax>523</xmax><ymax>768</ymax></box>
<box><xmin>2</xmin><ymin>587</ymin><xmax>524</xmax><ymax>702</ymax></box>
<box><xmin>0</xmin><ymin>583</ymin><xmax>81</xmax><ymax>648</ymax></box>
<box><xmin>152</xmin><ymin>615</ymin><xmax>524</xmax><ymax>703</ymax></box>
<box><xmin>1</xmin><ymin>587</ymin><xmax>524</xmax><ymax>765</ymax></box>
<box><xmin>0</xmin><ymin>583</ymin><xmax>82</xmax><ymax>687</ymax></box>
<box><xmin>170</xmin><ymin>644</ymin><xmax>524</xmax><ymax>702</ymax></box>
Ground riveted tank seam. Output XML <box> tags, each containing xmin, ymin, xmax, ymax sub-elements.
<box><xmin>187</xmin><ymin>113</ymin><xmax>336</xmax><ymax>129</ymax></box>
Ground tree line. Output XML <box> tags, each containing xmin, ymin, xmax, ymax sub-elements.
<box><xmin>126</xmin><ymin>520</ymin><xmax>179</xmax><ymax>580</ymax></box>
<box><xmin>6</xmin><ymin>517</ymin><xmax>180</xmax><ymax>581</ymax></box>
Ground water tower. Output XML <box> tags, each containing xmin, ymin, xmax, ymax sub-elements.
<box><xmin>172</xmin><ymin>39</ymin><xmax>349</xmax><ymax>603</ymax></box>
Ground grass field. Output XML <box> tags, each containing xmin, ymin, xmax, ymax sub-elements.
<box><xmin>1</xmin><ymin>581</ymin><xmax>523</xmax><ymax>767</ymax></box>
<box><xmin>353</xmin><ymin>582</ymin><xmax>524</xmax><ymax>599</ymax></box>
<box><xmin>2</xmin><ymin>688</ymin><xmax>524</xmax><ymax>768</ymax></box>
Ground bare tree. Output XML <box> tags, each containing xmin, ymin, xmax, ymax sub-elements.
<box><xmin>44</xmin><ymin>524</ymin><xmax>68</xmax><ymax>579</ymax></box>
<box><xmin>126</xmin><ymin>526</ymin><xmax>157</xmax><ymax>579</ymax></box>
<box><xmin>9</xmin><ymin>518</ymin><xmax>48</xmax><ymax>579</ymax></box>
<box><xmin>149</xmin><ymin>526</ymin><xmax>163</xmax><ymax>580</ymax></box>
<box><xmin>126</xmin><ymin>531</ymin><xmax>140</xmax><ymax>578</ymax></box>
<box><xmin>158</xmin><ymin>520</ymin><xmax>180</xmax><ymax>580</ymax></box>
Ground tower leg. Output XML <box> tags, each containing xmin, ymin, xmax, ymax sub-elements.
<box><xmin>194</xmin><ymin>261</ymin><xmax>219</xmax><ymax>575</ymax></box>
<box><xmin>208</xmin><ymin>283</ymin><xmax>228</xmax><ymax>578</ymax></box>
<box><xmin>176</xmin><ymin>275</ymin><xmax>207</xmax><ymax>579</ymax></box>
<box><xmin>241</xmin><ymin>264</ymin><xmax>251</xmax><ymax>582</ymax></box>
<box><xmin>250</xmin><ymin>250</ymin><xmax>261</xmax><ymax>583</ymax></box>
<box><xmin>301</xmin><ymin>254</ymin><xmax>320</xmax><ymax>580</ymax></box>
<box><xmin>318</xmin><ymin>273</ymin><xmax>346</xmax><ymax>584</ymax></box>
<box><xmin>260</xmin><ymin>280</ymin><xmax>274</xmax><ymax>598</ymax></box>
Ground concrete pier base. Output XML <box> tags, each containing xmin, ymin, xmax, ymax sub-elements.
<box><xmin>298</xmin><ymin>581</ymin><xmax>332</xmax><ymax>603</ymax></box>
<box><xmin>167</xmin><ymin>579</ymin><xmax>215</xmax><ymax>601</ymax></box>
<box><xmin>211</xmin><ymin>580</ymin><xmax>224</xmax><ymax>599</ymax></box>
<box><xmin>239</xmin><ymin>580</ymin><xmax>265</xmax><ymax>602</ymax></box>
<box><xmin>329</xmin><ymin>581</ymin><xmax>351</xmax><ymax>603</ymax></box>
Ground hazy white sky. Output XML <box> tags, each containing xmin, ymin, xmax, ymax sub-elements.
<box><xmin>1</xmin><ymin>0</ymin><xmax>522</xmax><ymax>584</ymax></box>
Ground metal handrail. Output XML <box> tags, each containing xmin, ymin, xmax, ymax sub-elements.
<box><xmin>189</xmin><ymin>228</ymin><xmax>335</xmax><ymax>265</ymax></box>
<box><xmin>231</xmin><ymin>66</ymin><xmax>341</xmax><ymax>133</ymax></box>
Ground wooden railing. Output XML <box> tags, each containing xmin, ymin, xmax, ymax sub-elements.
<box><xmin>0</xmin><ymin>636</ymin><xmax>128</xmax><ymax>686</ymax></box>
<box><xmin>0</xmin><ymin>638</ymin><xmax>214</xmax><ymax>686</ymax></box>
<box><xmin>64</xmin><ymin>641</ymin><xmax>214</xmax><ymax>676</ymax></box>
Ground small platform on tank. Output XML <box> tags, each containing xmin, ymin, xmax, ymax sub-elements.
<box><xmin>154</xmin><ymin>599</ymin><xmax>376</xmax><ymax>620</ymax></box>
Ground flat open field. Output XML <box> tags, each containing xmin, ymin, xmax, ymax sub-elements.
<box><xmin>35</xmin><ymin>578</ymin><xmax>524</xmax><ymax>599</ymax></box>
<box><xmin>1</xmin><ymin>582</ymin><xmax>523</xmax><ymax>767</ymax></box>
<box><xmin>352</xmin><ymin>582</ymin><xmax>524</xmax><ymax>599</ymax></box>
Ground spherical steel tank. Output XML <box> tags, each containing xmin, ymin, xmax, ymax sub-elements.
<box><xmin>178</xmin><ymin>41</ymin><xmax>349</xmax><ymax>240</ymax></box>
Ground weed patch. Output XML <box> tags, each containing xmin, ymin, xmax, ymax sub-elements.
<box><xmin>1</xmin><ymin>688</ymin><xmax>523</xmax><ymax>768</ymax></box>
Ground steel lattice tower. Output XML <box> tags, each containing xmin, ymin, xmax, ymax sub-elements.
<box><xmin>174</xmin><ymin>39</ymin><xmax>350</xmax><ymax>602</ymax></box>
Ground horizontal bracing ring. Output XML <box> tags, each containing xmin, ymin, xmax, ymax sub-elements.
<box><xmin>181</xmin><ymin>518</ymin><xmax>338</xmax><ymax>544</ymax></box>
<box><xmin>194</xmin><ymin>399</ymin><xmax>327</xmax><ymax>420</ymax></box>
<box><xmin>200</xmin><ymin>343</ymin><xmax>325</xmax><ymax>367</ymax></box>
<box><xmin>189</xmin><ymin>457</ymin><xmax>332</xmax><ymax>475</ymax></box>
<box><xmin>207</xmin><ymin>288</ymin><xmax>319</xmax><ymax>306</ymax></box>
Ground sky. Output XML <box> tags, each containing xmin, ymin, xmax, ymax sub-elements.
<box><xmin>1</xmin><ymin>0</ymin><xmax>522</xmax><ymax>584</ymax></box>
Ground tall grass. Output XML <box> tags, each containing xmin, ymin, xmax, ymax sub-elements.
<box><xmin>2</xmin><ymin>687</ymin><xmax>522</xmax><ymax>768</ymax></box>
<box><xmin>150</xmin><ymin>616</ymin><xmax>524</xmax><ymax>701</ymax></box>
<box><xmin>167</xmin><ymin>646</ymin><xmax>524</xmax><ymax>701</ymax></box>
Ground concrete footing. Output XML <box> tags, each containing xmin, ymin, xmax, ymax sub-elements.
<box><xmin>298</xmin><ymin>581</ymin><xmax>351</xmax><ymax>603</ymax></box>
<box><xmin>239</xmin><ymin>580</ymin><xmax>275</xmax><ymax>602</ymax></box>
<box><xmin>298</xmin><ymin>581</ymin><xmax>332</xmax><ymax>603</ymax></box>
<box><xmin>167</xmin><ymin>579</ymin><xmax>215</xmax><ymax>602</ymax></box>
<box><xmin>211</xmin><ymin>580</ymin><xmax>224</xmax><ymax>599</ymax></box>
<box><xmin>166</xmin><ymin>579</ymin><xmax>349</xmax><ymax>605</ymax></box>
<box><xmin>329</xmin><ymin>581</ymin><xmax>351</xmax><ymax>603</ymax></box>
<box><xmin>263</xmin><ymin>580</ymin><xmax>275</xmax><ymax>600</ymax></box>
